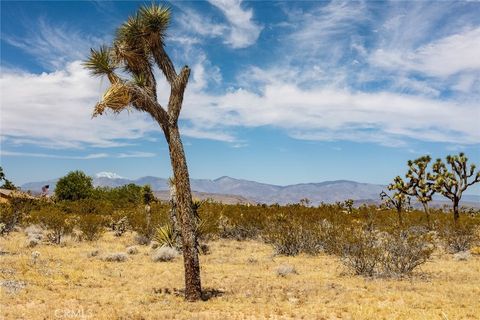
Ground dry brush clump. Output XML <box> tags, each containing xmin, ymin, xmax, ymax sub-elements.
<box><xmin>439</xmin><ymin>221</ymin><xmax>479</xmax><ymax>253</ymax></box>
<box><xmin>152</xmin><ymin>246</ymin><xmax>179</xmax><ymax>262</ymax></box>
<box><xmin>276</xmin><ymin>264</ymin><xmax>298</xmax><ymax>277</ymax></box>
<box><xmin>339</xmin><ymin>227</ymin><xmax>435</xmax><ymax>277</ymax></box>
<box><xmin>101</xmin><ymin>252</ymin><xmax>128</xmax><ymax>262</ymax></box>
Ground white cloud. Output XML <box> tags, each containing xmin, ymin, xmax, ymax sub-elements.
<box><xmin>176</xmin><ymin>0</ymin><xmax>262</xmax><ymax>49</ymax></box>
<box><xmin>208</xmin><ymin>0</ymin><xmax>263</xmax><ymax>48</ymax></box>
<box><xmin>0</xmin><ymin>61</ymin><xmax>158</xmax><ymax>149</ymax></box>
<box><xmin>181</xmin><ymin>81</ymin><xmax>480</xmax><ymax>146</ymax></box>
<box><xmin>370</xmin><ymin>28</ymin><xmax>480</xmax><ymax>78</ymax></box>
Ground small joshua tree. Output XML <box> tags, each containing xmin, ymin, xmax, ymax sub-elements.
<box><xmin>380</xmin><ymin>189</ymin><xmax>410</xmax><ymax>226</ymax></box>
<box><xmin>84</xmin><ymin>4</ymin><xmax>201</xmax><ymax>300</ymax></box>
<box><xmin>430</xmin><ymin>152</ymin><xmax>480</xmax><ymax>222</ymax></box>
<box><xmin>393</xmin><ymin>156</ymin><xmax>435</xmax><ymax>227</ymax></box>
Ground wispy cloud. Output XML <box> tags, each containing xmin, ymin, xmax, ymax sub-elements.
<box><xmin>370</xmin><ymin>27</ymin><xmax>480</xmax><ymax>78</ymax></box>
<box><xmin>207</xmin><ymin>0</ymin><xmax>263</xmax><ymax>48</ymax></box>
<box><xmin>2</xmin><ymin>17</ymin><xmax>104</xmax><ymax>70</ymax></box>
<box><xmin>116</xmin><ymin>152</ymin><xmax>156</xmax><ymax>158</ymax></box>
<box><xmin>175</xmin><ymin>0</ymin><xmax>262</xmax><ymax>49</ymax></box>
<box><xmin>1</xmin><ymin>151</ymin><xmax>109</xmax><ymax>159</ymax></box>
<box><xmin>2</xmin><ymin>2</ymin><xmax>479</xmax><ymax>151</ymax></box>
<box><xmin>1</xmin><ymin>150</ymin><xmax>156</xmax><ymax>159</ymax></box>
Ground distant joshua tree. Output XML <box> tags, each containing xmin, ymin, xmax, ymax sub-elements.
<box><xmin>430</xmin><ymin>152</ymin><xmax>480</xmax><ymax>222</ymax></box>
<box><xmin>380</xmin><ymin>189</ymin><xmax>410</xmax><ymax>226</ymax></box>
<box><xmin>0</xmin><ymin>166</ymin><xmax>16</xmax><ymax>190</ymax></box>
<box><xmin>392</xmin><ymin>156</ymin><xmax>435</xmax><ymax>227</ymax></box>
<box><xmin>84</xmin><ymin>4</ymin><xmax>201</xmax><ymax>300</ymax></box>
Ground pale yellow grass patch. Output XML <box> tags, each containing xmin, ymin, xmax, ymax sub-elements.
<box><xmin>1</xmin><ymin>231</ymin><xmax>479</xmax><ymax>319</ymax></box>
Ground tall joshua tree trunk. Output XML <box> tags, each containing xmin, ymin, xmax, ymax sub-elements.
<box><xmin>166</xmin><ymin>125</ymin><xmax>201</xmax><ymax>300</ymax></box>
<box><xmin>453</xmin><ymin>197</ymin><xmax>460</xmax><ymax>223</ymax></box>
<box><xmin>421</xmin><ymin>202</ymin><xmax>431</xmax><ymax>228</ymax></box>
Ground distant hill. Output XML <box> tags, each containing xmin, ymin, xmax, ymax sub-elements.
<box><xmin>21</xmin><ymin>174</ymin><xmax>480</xmax><ymax>206</ymax></box>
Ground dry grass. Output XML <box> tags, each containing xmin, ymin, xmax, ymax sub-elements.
<box><xmin>1</xmin><ymin>231</ymin><xmax>479</xmax><ymax>320</ymax></box>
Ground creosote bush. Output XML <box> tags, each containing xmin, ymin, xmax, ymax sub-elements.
<box><xmin>440</xmin><ymin>222</ymin><xmax>479</xmax><ymax>253</ymax></box>
<box><xmin>29</xmin><ymin>206</ymin><xmax>74</xmax><ymax>244</ymax></box>
<box><xmin>76</xmin><ymin>214</ymin><xmax>105</xmax><ymax>241</ymax></box>
<box><xmin>340</xmin><ymin>227</ymin><xmax>435</xmax><ymax>277</ymax></box>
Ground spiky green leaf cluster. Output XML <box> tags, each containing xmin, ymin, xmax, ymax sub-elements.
<box><xmin>83</xmin><ymin>46</ymin><xmax>118</xmax><ymax>82</ymax></box>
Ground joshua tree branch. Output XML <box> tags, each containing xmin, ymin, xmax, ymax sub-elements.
<box><xmin>127</xmin><ymin>83</ymin><xmax>169</xmax><ymax>130</ymax></box>
<box><xmin>168</xmin><ymin>66</ymin><xmax>190</xmax><ymax>122</ymax></box>
<box><xmin>152</xmin><ymin>45</ymin><xmax>177</xmax><ymax>85</ymax></box>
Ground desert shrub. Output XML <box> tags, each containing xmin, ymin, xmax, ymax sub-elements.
<box><xmin>212</xmin><ymin>204</ymin><xmax>266</xmax><ymax>240</ymax></box>
<box><xmin>440</xmin><ymin>222</ymin><xmax>479</xmax><ymax>253</ymax></box>
<box><xmin>101</xmin><ymin>252</ymin><xmax>128</xmax><ymax>262</ymax></box>
<box><xmin>55</xmin><ymin>170</ymin><xmax>93</xmax><ymax>201</ymax></box>
<box><xmin>340</xmin><ymin>226</ymin><xmax>435</xmax><ymax>277</ymax></box>
<box><xmin>134</xmin><ymin>234</ymin><xmax>150</xmax><ymax>245</ymax></box>
<box><xmin>0</xmin><ymin>204</ymin><xmax>14</xmax><ymax>235</ymax></box>
<box><xmin>128</xmin><ymin>203</ymin><xmax>169</xmax><ymax>239</ymax></box>
<box><xmin>59</xmin><ymin>198</ymin><xmax>113</xmax><ymax>216</ymax></box>
<box><xmin>340</xmin><ymin>228</ymin><xmax>382</xmax><ymax>277</ymax></box>
<box><xmin>453</xmin><ymin>251</ymin><xmax>471</xmax><ymax>261</ymax></box>
<box><xmin>380</xmin><ymin>229</ymin><xmax>435</xmax><ymax>276</ymax></box>
<box><xmin>25</xmin><ymin>237</ymin><xmax>39</xmax><ymax>248</ymax></box>
<box><xmin>0</xmin><ymin>198</ymin><xmax>39</xmax><ymax>234</ymax></box>
<box><xmin>126</xmin><ymin>246</ymin><xmax>139</xmax><ymax>255</ymax></box>
<box><xmin>76</xmin><ymin>214</ymin><xmax>105</xmax><ymax>241</ymax></box>
<box><xmin>263</xmin><ymin>220</ymin><xmax>315</xmax><ymax>256</ymax></box>
<box><xmin>111</xmin><ymin>214</ymin><xmax>129</xmax><ymax>237</ymax></box>
<box><xmin>87</xmin><ymin>249</ymin><xmax>100</xmax><ymax>258</ymax></box>
<box><xmin>276</xmin><ymin>264</ymin><xmax>298</xmax><ymax>277</ymax></box>
<box><xmin>29</xmin><ymin>206</ymin><xmax>74</xmax><ymax>244</ymax></box>
<box><xmin>152</xmin><ymin>246</ymin><xmax>179</xmax><ymax>262</ymax></box>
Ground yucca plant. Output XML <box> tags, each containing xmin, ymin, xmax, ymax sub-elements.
<box><xmin>84</xmin><ymin>4</ymin><xmax>201</xmax><ymax>300</ymax></box>
<box><xmin>154</xmin><ymin>223</ymin><xmax>178</xmax><ymax>249</ymax></box>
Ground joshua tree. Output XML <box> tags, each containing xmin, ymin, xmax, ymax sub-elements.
<box><xmin>380</xmin><ymin>189</ymin><xmax>410</xmax><ymax>226</ymax></box>
<box><xmin>84</xmin><ymin>4</ymin><xmax>201</xmax><ymax>300</ymax></box>
<box><xmin>393</xmin><ymin>156</ymin><xmax>435</xmax><ymax>227</ymax></box>
<box><xmin>0</xmin><ymin>166</ymin><xmax>16</xmax><ymax>190</ymax></box>
<box><xmin>430</xmin><ymin>152</ymin><xmax>480</xmax><ymax>222</ymax></box>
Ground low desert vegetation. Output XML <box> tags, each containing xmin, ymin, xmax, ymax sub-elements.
<box><xmin>1</xmin><ymin>154</ymin><xmax>479</xmax><ymax>317</ymax></box>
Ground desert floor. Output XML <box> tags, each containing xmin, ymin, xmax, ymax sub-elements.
<box><xmin>1</xmin><ymin>231</ymin><xmax>479</xmax><ymax>320</ymax></box>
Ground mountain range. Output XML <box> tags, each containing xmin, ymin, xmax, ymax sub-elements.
<box><xmin>21</xmin><ymin>174</ymin><xmax>480</xmax><ymax>206</ymax></box>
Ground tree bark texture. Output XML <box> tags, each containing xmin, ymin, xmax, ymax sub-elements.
<box><xmin>165</xmin><ymin>124</ymin><xmax>202</xmax><ymax>301</ymax></box>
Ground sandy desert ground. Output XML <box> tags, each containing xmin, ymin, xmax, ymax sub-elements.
<box><xmin>1</xmin><ymin>231</ymin><xmax>479</xmax><ymax>320</ymax></box>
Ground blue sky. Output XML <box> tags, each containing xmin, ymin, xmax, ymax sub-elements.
<box><xmin>1</xmin><ymin>1</ymin><xmax>479</xmax><ymax>192</ymax></box>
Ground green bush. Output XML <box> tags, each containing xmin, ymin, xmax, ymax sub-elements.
<box><xmin>55</xmin><ymin>171</ymin><xmax>93</xmax><ymax>201</ymax></box>
<box><xmin>59</xmin><ymin>198</ymin><xmax>113</xmax><ymax>216</ymax></box>
<box><xmin>76</xmin><ymin>214</ymin><xmax>105</xmax><ymax>241</ymax></box>
<box><xmin>29</xmin><ymin>206</ymin><xmax>74</xmax><ymax>244</ymax></box>
<box><xmin>0</xmin><ymin>198</ymin><xmax>40</xmax><ymax>234</ymax></box>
